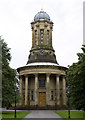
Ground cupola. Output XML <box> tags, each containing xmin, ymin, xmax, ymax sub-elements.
<box><xmin>27</xmin><ymin>10</ymin><xmax>58</xmax><ymax>64</ymax></box>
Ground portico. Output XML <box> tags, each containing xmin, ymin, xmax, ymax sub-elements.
<box><xmin>18</xmin><ymin>65</ymin><xmax>67</xmax><ymax>107</ymax></box>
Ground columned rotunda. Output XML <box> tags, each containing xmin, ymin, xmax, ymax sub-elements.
<box><xmin>17</xmin><ymin>10</ymin><xmax>67</xmax><ymax>108</ymax></box>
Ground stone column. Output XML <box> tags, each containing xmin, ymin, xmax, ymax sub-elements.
<box><xmin>46</xmin><ymin>74</ymin><xmax>50</xmax><ymax>105</ymax></box>
<box><xmin>25</xmin><ymin>75</ymin><xmax>28</xmax><ymax>105</ymax></box>
<box><xmin>62</xmin><ymin>76</ymin><xmax>66</xmax><ymax>105</ymax></box>
<box><xmin>35</xmin><ymin>74</ymin><xmax>38</xmax><ymax>105</ymax></box>
<box><xmin>19</xmin><ymin>75</ymin><xmax>23</xmax><ymax>105</ymax></box>
<box><xmin>56</xmin><ymin>75</ymin><xmax>60</xmax><ymax>105</ymax></box>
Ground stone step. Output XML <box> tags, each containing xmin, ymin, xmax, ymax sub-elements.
<box><xmin>10</xmin><ymin>105</ymin><xmax>68</xmax><ymax>110</ymax></box>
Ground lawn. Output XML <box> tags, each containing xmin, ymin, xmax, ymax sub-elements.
<box><xmin>1</xmin><ymin>111</ymin><xmax>31</xmax><ymax>120</ymax></box>
<box><xmin>55</xmin><ymin>110</ymin><xmax>85</xmax><ymax>120</ymax></box>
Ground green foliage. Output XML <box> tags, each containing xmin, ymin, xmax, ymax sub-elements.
<box><xmin>0</xmin><ymin>36</ymin><xmax>19</xmax><ymax>108</ymax></box>
<box><xmin>67</xmin><ymin>45</ymin><xmax>85</xmax><ymax>110</ymax></box>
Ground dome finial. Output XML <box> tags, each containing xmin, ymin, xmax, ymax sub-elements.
<box><xmin>41</xmin><ymin>8</ymin><xmax>43</xmax><ymax>11</ymax></box>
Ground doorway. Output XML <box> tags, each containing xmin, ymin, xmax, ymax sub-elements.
<box><xmin>39</xmin><ymin>92</ymin><xmax>46</xmax><ymax>107</ymax></box>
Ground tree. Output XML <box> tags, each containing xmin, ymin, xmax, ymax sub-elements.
<box><xmin>0</xmin><ymin>36</ymin><xmax>19</xmax><ymax>108</ymax></box>
<box><xmin>67</xmin><ymin>45</ymin><xmax>85</xmax><ymax>110</ymax></box>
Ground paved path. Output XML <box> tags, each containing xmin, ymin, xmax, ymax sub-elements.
<box><xmin>23</xmin><ymin>110</ymin><xmax>63</xmax><ymax>119</ymax></box>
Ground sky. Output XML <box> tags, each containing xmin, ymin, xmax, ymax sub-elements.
<box><xmin>0</xmin><ymin>0</ymin><xmax>84</xmax><ymax>69</ymax></box>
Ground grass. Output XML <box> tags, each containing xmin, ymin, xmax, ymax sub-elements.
<box><xmin>55</xmin><ymin>110</ymin><xmax>85</xmax><ymax>120</ymax></box>
<box><xmin>1</xmin><ymin>111</ymin><xmax>31</xmax><ymax>120</ymax></box>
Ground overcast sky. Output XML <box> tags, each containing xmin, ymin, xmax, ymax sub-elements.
<box><xmin>0</xmin><ymin>0</ymin><xmax>84</xmax><ymax>69</ymax></box>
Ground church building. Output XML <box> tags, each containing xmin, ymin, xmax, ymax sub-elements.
<box><xmin>17</xmin><ymin>10</ymin><xmax>67</xmax><ymax>108</ymax></box>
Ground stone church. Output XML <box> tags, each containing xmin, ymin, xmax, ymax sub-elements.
<box><xmin>17</xmin><ymin>10</ymin><xmax>67</xmax><ymax>108</ymax></box>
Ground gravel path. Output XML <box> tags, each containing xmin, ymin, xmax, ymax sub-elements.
<box><xmin>23</xmin><ymin>110</ymin><xmax>63</xmax><ymax>119</ymax></box>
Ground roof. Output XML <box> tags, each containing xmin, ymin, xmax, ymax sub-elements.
<box><xmin>17</xmin><ymin>62</ymin><xmax>67</xmax><ymax>72</ymax></box>
<box><xmin>34</xmin><ymin>11</ymin><xmax>50</xmax><ymax>22</ymax></box>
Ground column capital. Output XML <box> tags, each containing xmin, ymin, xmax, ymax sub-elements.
<box><xmin>24</xmin><ymin>74</ymin><xmax>28</xmax><ymax>77</ymax></box>
<box><xmin>61</xmin><ymin>75</ymin><xmax>66</xmax><ymax>78</ymax></box>
<box><xmin>56</xmin><ymin>74</ymin><xmax>60</xmax><ymax>77</ymax></box>
<box><xmin>34</xmin><ymin>73</ymin><xmax>38</xmax><ymax>77</ymax></box>
<box><xmin>46</xmin><ymin>73</ymin><xmax>50</xmax><ymax>76</ymax></box>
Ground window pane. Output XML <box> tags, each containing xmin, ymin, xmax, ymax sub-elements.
<box><xmin>51</xmin><ymin>91</ymin><xmax>53</xmax><ymax>100</ymax></box>
<box><xmin>47</xmin><ymin>30</ymin><xmax>49</xmax><ymax>44</ymax></box>
<box><xmin>40</xmin><ymin>29</ymin><xmax>44</xmax><ymax>44</ymax></box>
<box><xmin>39</xmin><ymin>80</ymin><xmax>45</xmax><ymax>87</ymax></box>
<box><xmin>31</xmin><ymin>91</ymin><xmax>34</xmax><ymax>100</ymax></box>
<box><xmin>35</xmin><ymin>30</ymin><xmax>37</xmax><ymax>45</ymax></box>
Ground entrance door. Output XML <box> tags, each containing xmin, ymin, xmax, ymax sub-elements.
<box><xmin>39</xmin><ymin>92</ymin><xmax>46</xmax><ymax>107</ymax></box>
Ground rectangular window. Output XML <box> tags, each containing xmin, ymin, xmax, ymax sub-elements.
<box><xmin>55</xmin><ymin>92</ymin><xmax>56</xmax><ymax>100</ymax></box>
<box><xmin>47</xmin><ymin>30</ymin><xmax>49</xmax><ymax>44</ymax></box>
<box><xmin>31</xmin><ymin>90</ymin><xmax>34</xmax><ymax>101</ymax></box>
<box><xmin>51</xmin><ymin>91</ymin><xmax>54</xmax><ymax>100</ymax></box>
<box><xmin>40</xmin><ymin>29</ymin><xmax>44</xmax><ymax>44</ymax></box>
<box><xmin>55</xmin><ymin>92</ymin><xmax>56</xmax><ymax>97</ymax></box>
<box><xmin>35</xmin><ymin>30</ymin><xmax>37</xmax><ymax>45</ymax></box>
<box><xmin>39</xmin><ymin>80</ymin><xmax>45</xmax><ymax>87</ymax></box>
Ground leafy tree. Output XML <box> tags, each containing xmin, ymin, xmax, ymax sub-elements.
<box><xmin>0</xmin><ymin>36</ymin><xmax>19</xmax><ymax>108</ymax></box>
<box><xmin>67</xmin><ymin>45</ymin><xmax>85</xmax><ymax>110</ymax></box>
